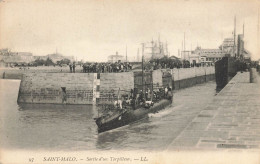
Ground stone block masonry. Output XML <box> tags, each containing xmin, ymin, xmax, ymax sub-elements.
<box><xmin>17</xmin><ymin>72</ymin><xmax>134</xmax><ymax>105</ymax></box>
<box><xmin>98</xmin><ymin>72</ymin><xmax>134</xmax><ymax>104</ymax></box>
<box><xmin>170</xmin><ymin>67</ymin><xmax>215</xmax><ymax>90</ymax></box>
<box><xmin>168</xmin><ymin>69</ymin><xmax>260</xmax><ymax>150</ymax></box>
<box><xmin>17</xmin><ymin>67</ymin><xmax>215</xmax><ymax>105</ymax></box>
<box><xmin>18</xmin><ymin>73</ymin><xmax>94</xmax><ymax>104</ymax></box>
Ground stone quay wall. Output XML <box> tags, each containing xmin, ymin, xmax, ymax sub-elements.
<box><xmin>17</xmin><ymin>67</ymin><xmax>215</xmax><ymax>105</ymax></box>
<box><xmin>18</xmin><ymin>73</ymin><xmax>94</xmax><ymax>104</ymax></box>
<box><xmin>98</xmin><ymin>72</ymin><xmax>134</xmax><ymax>104</ymax></box>
<box><xmin>0</xmin><ymin>68</ymin><xmax>23</xmax><ymax>79</ymax></box>
<box><xmin>169</xmin><ymin>67</ymin><xmax>215</xmax><ymax>90</ymax></box>
<box><xmin>0</xmin><ymin>66</ymin><xmax>82</xmax><ymax>80</ymax></box>
<box><xmin>17</xmin><ymin>72</ymin><xmax>134</xmax><ymax>105</ymax></box>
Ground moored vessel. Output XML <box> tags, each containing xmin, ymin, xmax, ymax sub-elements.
<box><xmin>215</xmin><ymin>17</ymin><xmax>250</xmax><ymax>90</ymax></box>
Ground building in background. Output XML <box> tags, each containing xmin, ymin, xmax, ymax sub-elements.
<box><xmin>181</xmin><ymin>47</ymin><xmax>225</xmax><ymax>65</ymax></box>
<box><xmin>0</xmin><ymin>49</ymin><xmax>75</xmax><ymax>67</ymax></box>
<box><xmin>35</xmin><ymin>53</ymin><xmax>74</xmax><ymax>63</ymax></box>
<box><xmin>169</xmin><ymin>55</ymin><xmax>181</xmax><ymax>60</ymax></box>
<box><xmin>35</xmin><ymin>56</ymin><xmax>48</xmax><ymax>60</ymax></box>
<box><xmin>189</xmin><ymin>52</ymin><xmax>200</xmax><ymax>65</ymax></box>
<box><xmin>219</xmin><ymin>38</ymin><xmax>235</xmax><ymax>55</ymax></box>
<box><xmin>220</xmin><ymin>35</ymin><xmax>251</xmax><ymax>61</ymax></box>
<box><xmin>243</xmin><ymin>49</ymin><xmax>251</xmax><ymax>61</ymax></box>
<box><xmin>107</xmin><ymin>52</ymin><xmax>125</xmax><ymax>63</ymax></box>
<box><xmin>47</xmin><ymin>53</ymin><xmax>74</xmax><ymax>63</ymax></box>
<box><xmin>0</xmin><ymin>49</ymin><xmax>34</xmax><ymax>67</ymax></box>
<box><xmin>16</xmin><ymin>52</ymin><xmax>34</xmax><ymax>63</ymax></box>
<box><xmin>194</xmin><ymin>47</ymin><xmax>225</xmax><ymax>65</ymax></box>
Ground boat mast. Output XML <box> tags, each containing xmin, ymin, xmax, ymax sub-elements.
<box><xmin>183</xmin><ymin>32</ymin><xmax>186</xmax><ymax>67</ymax></box>
<box><xmin>126</xmin><ymin>45</ymin><xmax>128</xmax><ymax>62</ymax></box>
<box><xmin>243</xmin><ymin>22</ymin><xmax>245</xmax><ymax>37</ymax></box>
<box><xmin>166</xmin><ymin>41</ymin><xmax>168</xmax><ymax>57</ymax></box>
<box><xmin>181</xmin><ymin>41</ymin><xmax>183</xmax><ymax>59</ymax></box>
<box><xmin>137</xmin><ymin>48</ymin><xmax>140</xmax><ymax>62</ymax></box>
<box><xmin>117</xmin><ymin>88</ymin><xmax>120</xmax><ymax>103</ymax></box>
<box><xmin>233</xmin><ymin>16</ymin><xmax>236</xmax><ymax>58</ymax></box>
<box><xmin>151</xmin><ymin>39</ymin><xmax>154</xmax><ymax>60</ymax></box>
<box><xmin>184</xmin><ymin>32</ymin><xmax>186</xmax><ymax>59</ymax></box>
<box><xmin>256</xmin><ymin>8</ymin><xmax>259</xmax><ymax>54</ymax></box>
<box><xmin>142</xmin><ymin>43</ymin><xmax>145</xmax><ymax>94</ymax></box>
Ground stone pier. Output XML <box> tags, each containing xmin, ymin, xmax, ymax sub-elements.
<box><xmin>17</xmin><ymin>67</ymin><xmax>215</xmax><ymax>105</ymax></box>
<box><xmin>168</xmin><ymin>69</ymin><xmax>260</xmax><ymax>150</ymax></box>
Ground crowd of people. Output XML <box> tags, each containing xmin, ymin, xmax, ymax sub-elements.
<box><xmin>82</xmin><ymin>62</ymin><xmax>133</xmax><ymax>73</ymax></box>
<box><xmin>68</xmin><ymin>57</ymin><xmax>216</xmax><ymax>73</ymax></box>
<box><xmin>67</xmin><ymin>62</ymin><xmax>133</xmax><ymax>73</ymax></box>
<box><xmin>146</xmin><ymin>58</ymin><xmax>214</xmax><ymax>71</ymax></box>
<box><xmin>148</xmin><ymin>57</ymin><xmax>190</xmax><ymax>70</ymax></box>
<box><xmin>69</xmin><ymin>57</ymin><xmax>201</xmax><ymax>74</ymax></box>
<box><xmin>114</xmin><ymin>86</ymin><xmax>173</xmax><ymax>110</ymax></box>
<box><xmin>69</xmin><ymin>63</ymin><xmax>76</xmax><ymax>73</ymax></box>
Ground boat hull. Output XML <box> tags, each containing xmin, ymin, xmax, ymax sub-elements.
<box><xmin>215</xmin><ymin>57</ymin><xmax>237</xmax><ymax>90</ymax></box>
<box><xmin>96</xmin><ymin>98</ymin><xmax>172</xmax><ymax>133</ymax></box>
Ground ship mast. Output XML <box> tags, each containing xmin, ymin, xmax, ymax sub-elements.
<box><xmin>141</xmin><ymin>43</ymin><xmax>145</xmax><ymax>94</ymax></box>
<box><xmin>184</xmin><ymin>32</ymin><xmax>186</xmax><ymax>58</ymax></box>
<box><xmin>233</xmin><ymin>16</ymin><xmax>236</xmax><ymax>58</ymax></box>
<box><xmin>243</xmin><ymin>22</ymin><xmax>245</xmax><ymax>37</ymax></box>
<box><xmin>166</xmin><ymin>41</ymin><xmax>168</xmax><ymax>57</ymax></box>
<box><xmin>256</xmin><ymin>8</ymin><xmax>259</xmax><ymax>54</ymax></box>
<box><xmin>137</xmin><ymin>48</ymin><xmax>140</xmax><ymax>62</ymax></box>
<box><xmin>126</xmin><ymin>45</ymin><xmax>128</xmax><ymax>62</ymax></box>
<box><xmin>151</xmin><ymin>39</ymin><xmax>154</xmax><ymax>60</ymax></box>
<box><xmin>181</xmin><ymin>41</ymin><xmax>183</xmax><ymax>59</ymax></box>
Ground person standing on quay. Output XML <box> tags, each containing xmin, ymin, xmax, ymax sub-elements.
<box><xmin>69</xmin><ymin>64</ymin><xmax>72</xmax><ymax>73</ymax></box>
<box><xmin>73</xmin><ymin>63</ymin><xmax>76</xmax><ymax>73</ymax></box>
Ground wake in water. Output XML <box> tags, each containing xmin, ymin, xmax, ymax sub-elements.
<box><xmin>148</xmin><ymin>104</ymin><xmax>183</xmax><ymax>118</ymax></box>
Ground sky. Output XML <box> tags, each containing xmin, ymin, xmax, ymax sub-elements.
<box><xmin>0</xmin><ymin>0</ymin><xmax>259</xmax><ymax>61</ymax></box>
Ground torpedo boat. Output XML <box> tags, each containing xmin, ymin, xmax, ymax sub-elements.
<box><xmin>95</xmin><ymin>94</ymin><xmax>172</xmax><ymax>133</ymax></box>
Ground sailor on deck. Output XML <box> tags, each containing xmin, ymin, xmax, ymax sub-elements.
<box><xmin>164</xmin><ymin>87</ymin><xmax>168</xmax><ymax>97</ymax></box>
<box><xmin>114</xmin><ymin>100</ymin><xmax>122</xmax><ymax>109</ymax></box>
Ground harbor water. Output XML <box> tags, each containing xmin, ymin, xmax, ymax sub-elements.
<box><xmin>0</xmin><ymin>79</ymin><xmax>216</xmax><ymax>151</ymax></box>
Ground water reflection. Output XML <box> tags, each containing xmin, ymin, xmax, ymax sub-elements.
<box><xmin>96</xmin><ymin>129</ymin><xmax>129</xmax><ymax>150</ymax></box>
<box><xmin>96</xmin><ymin>118</ymin><xmax>157</xmax><ymax>150</ymax></box>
